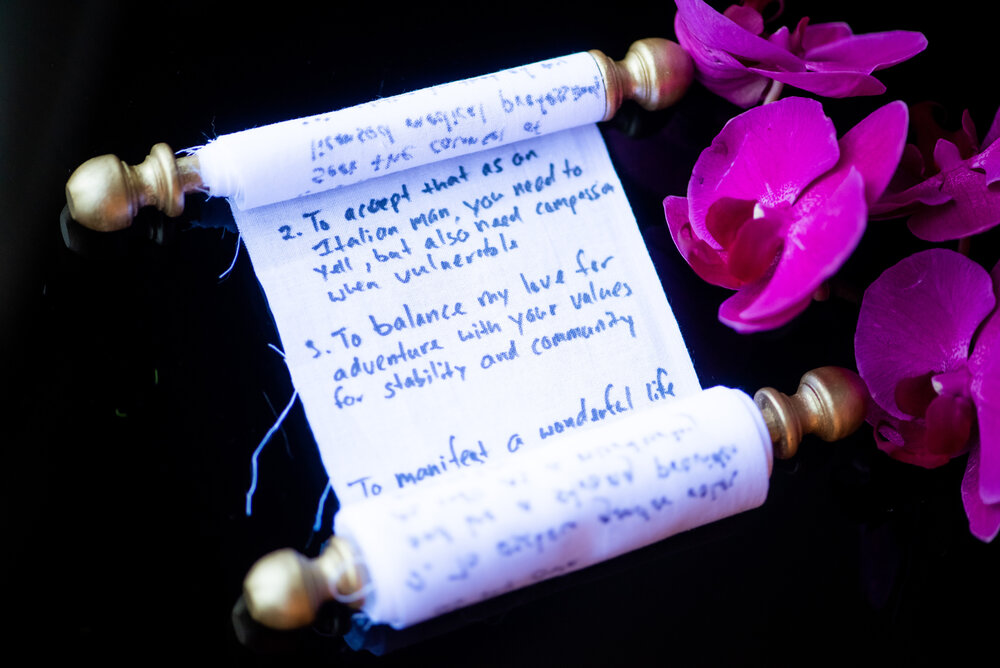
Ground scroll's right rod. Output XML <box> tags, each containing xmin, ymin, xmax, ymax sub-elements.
<box><xmin>589</xmin><ymin>37</ymin><xmax>694</xmax><ymax>120</ymax></box>
<box><xmin>754</xmin><ymin>366</ymin><xmax>870</xmax><ymax>460</ymax></box>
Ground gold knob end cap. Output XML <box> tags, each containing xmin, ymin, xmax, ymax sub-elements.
<box><xmin>755</xmin><ymin>366</ymin><xmax>869</xmax><ymax>460</ymax></box>
<box><xmin>65</xmin><ymin>143</ymin><xmax>198</xmax><ymax>232</ymax></box>
<box><xmin>243</xmin><ymin>549</ymin><xmax>319</xmax><ymax>630</ymax></box>
<box><xmin>591</xmin><ymin>38</ymin><xmax>694</xmax><ymax>120</ymax></box>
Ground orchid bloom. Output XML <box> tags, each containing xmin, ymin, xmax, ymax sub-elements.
<box><xmin>855</xmin><ymin>249</ymin><xmax>1000</xmax><ymax>542</ymax></box>
<box><xmin>673</xmin><ymin>0</ymin><xmax>928</xmax><ymax>108</ymax></box>
<box><xmin>870</xmin><ymin>102</ymin><xmax>1000</xmax><ymax>241</ymax></box>
<box><xmin>664</xmin><ymin>96</ymin><xmax>907</xmax><ymax>332</ymax></box>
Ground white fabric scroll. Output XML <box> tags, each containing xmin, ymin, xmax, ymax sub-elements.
<box><xmin>196</xmin><ymin>52</ymin><xmax>607</xmax><ymax>210</ymax></box>
<box><xmin>203</xmin><ymin>45</ymin><xmax>772</xmax><ymax>630</ymax></box>
<box><xmin>336</xmin><ymin>386</ymin><xmax>771</xmax><ymax>629</ymax></box>
<box><xmin>232</xmin><ymin>124</ymin><xmax>701</xmax><ymax>506</ymax></box>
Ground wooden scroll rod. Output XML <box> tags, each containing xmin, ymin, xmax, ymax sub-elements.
<box><xmin>63</xmin><ymin>38</ymin><xmax>693</xmax><ymax>233</ymax></box>
<box><xmin>241</xmin><ymin>366</ymin><xmax>869</xmax><ymax>631</ymax></box>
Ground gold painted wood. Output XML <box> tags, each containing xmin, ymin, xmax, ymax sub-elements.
<box><xmin>589</xmin><ymin>37</ymin><xmax>693</xmax><ymax>120</ymax></box>
<box><xmin>64</xmin><ymin>143</ymin><xmax>203</xmax><ymax>232</ymax></box>
<box><xmin>242</xmin><ymin>536</ymin><xmax>367</xmax><ymax>630</ymax></box>
<box><xmin>754</xmin><ymin>366</ymin><xmax>870</xmax><ymax>460</ymax></box>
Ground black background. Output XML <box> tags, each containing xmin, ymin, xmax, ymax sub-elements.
<box><xmin>4</xmin><ymin>2</ymin><xmax>999</xmax><ymax>665</ymax></box>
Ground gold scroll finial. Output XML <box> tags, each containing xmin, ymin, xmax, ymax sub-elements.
<box><xmin>242</xmin><ymin>536</ymin><xmax>367</xmax><ymax>630</ymax></box>
<box><xmin>64</xmin><ymin>143</ymin><xmax>203</xmax><ymax>233</ymax></box>
<box><xmin>754</xmin><ymin>366</ymin><xmax>870</xmax><ymax>460</ymax></box>
<box><xmin>589</xmin><ymin>38</ymin><xmax>694</xmax><ymax>121</ymax></box>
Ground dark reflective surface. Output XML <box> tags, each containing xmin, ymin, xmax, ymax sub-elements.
<box><xmin>5</xmin><ymin>2</ymin><xmax>998</xmax><ymax>664</ymax></box>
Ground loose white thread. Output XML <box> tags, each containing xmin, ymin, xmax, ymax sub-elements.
<box><xmin>245</xmin><ymin>343</ymin><xmax>298</xmax><ymax>516</ymax></box>
<box><xmin>217</xmin><ymin>229</ymin><xmax>242</xmax><ymax>280</ymax></box>
<box><xmin>312</xmin><ymin>481</ymin><xmax>333</xmax><ymax>533</ymax></box>
<box><xmin>332</xmin><ymin>580</ymin><xmax>375</xmax><ymax>605</ymax></box>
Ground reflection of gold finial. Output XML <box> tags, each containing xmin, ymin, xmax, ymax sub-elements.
<box><xmin>242</xmin><ymin>536</ymin><xmax>366</xmax><ymax>630</ymax></box>
<box><xmin>589</xmin><ymin>38</ymin><xmax>694</xmax><ymax>120</ymax></box>
<box><xmin>754</xmin><ymin>366</ymin><xmax>870</xmax><ymax>460</ymax></box>
<box><xmin>64</xmin><ymin>143</ymin><xmax>203</xmax><ymax>233</ymax></box>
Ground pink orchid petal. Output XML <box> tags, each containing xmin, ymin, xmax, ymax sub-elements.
<box><xmin>835</xmin><ymin>100</ymin><xmax>909</xmax><ymax>206</ymax></box>
<box><xmin>690</xmin><ymin>64</ymin><xmax>771</xmax><ymax>109</ymax></box>
<box><xmin>855</xmin><ymin>249</ymin><xmax>995</xmax><ymax>420</ymax></box>
<box><xmin>742</xmin><ymin>168</ymin><xmax>867</xmax><ymax>320</ymax></box>
<box><xmin>674</xmin><ymin>0</ymin><xmax>925</xmax><ymax>105</ymax></box>
<box><xmin>673</xmin><ymin>99</ymin><xmax>908</xmax><ymax>333</ymax></box>
<box><xmin>717</xmin><ymin>276</ymin><xmax>811</xmax><ymax>332</ymax></box>
<box><xmin>906</xmin><ymin>168</ymin><xmax>1000</xmax><ymax>241</ymax></box>
<box><xmin>722</xmin><ymin>4</ymin><xmax>764</xmax><ymax>34</ymax></box>
<box><xmin>674</xmin><ymin>0</ymin><xmax>803</xmax><ymax>69</ymax></box>
<box><xmin>972</xmin><ymin>140</ymin><xmax>1000</xmax><ymax>187</ymax></box>
<box><xmin>969</xmin><ymin>279</ymin><xmax>1000</xmax><ymax>504</ymax></box>
<box><xmin>674</xmin><ymin>14</ymin><xmax>771</xmax><ymax>108</ymax></box>
<box><xmin>688</xmin><ymin>98</ymin><xmax>839</xmax><ymax>242</ymax></box>
<box><xmin>871</xmin><ymin>103</ymin><xmax>1000</xmax><ymax>238</ymax></box>
<box><xmin>801</xmin><ymin>30</ymin><xmax>928</xmax><ymax>72</ymax></box>
<box><xmin>962</xmin><ymin>444</ymin><xmax>1000</xmax><ymax>542</ymax></box>
<box><xmin>664</xmin><ymin>196</ymin><xmax>742</xmax><ymax>289</ymax></box>
<box><xmin>767</xmin><ymin>17</ymin><xmax>809</xmax><ymax>54</ymax></box>
<box><xmin>748</xmin><ymin>67</ymin><xmax>886</xmax><ymax>98</ymax></box>
<box><xmin>787</xmin><ymin>18</ymin><xmax>809</xmax><ymax>54</ymax></box>
<box><xmin>800</xmin><ymin>22</ymin><xmax>854</xmax><ymax>51</ymax></box>
<box><xmin>933</xmin><ymin>139</ymin><xmax>964</xmax><ymax>172</ymax></box>
<box><xmin>870</xmin><ymin>175</ymin><xmax>952</xmax><ymax>218</ymax></box>
<box><xmin>766</xmin><ymin>25</ymin><xmax>793</xmax><ymax>52</ymax></box>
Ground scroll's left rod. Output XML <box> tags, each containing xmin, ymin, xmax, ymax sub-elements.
<box><xmin>63</xmin><ymin>37</ymin><xmax>696</xmax><ymax>233</ymax></box>
<box><xmin>65</xmin><ymin>143</ymin><xmax>204</xmax><ymax>233</ymax></box>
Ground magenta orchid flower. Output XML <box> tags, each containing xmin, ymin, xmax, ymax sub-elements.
<box><xmin>870</xmin><ymin>102</ymin><xmax>1000</xmax><ymax>241</ymax></box>
<box><xmin>674</xmin><ymin>0</ymin><xmax>927</xmax><ymax>108</ymax></box>
<box><xmin>855</xmin><ymin>249</ymin><xmax>1000</xmax><ymax>542</ymax></box>
<box><xmin>664</xmin><ymin>96</ymin><xmax>908</xmax><ymax>332</ymax></box>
